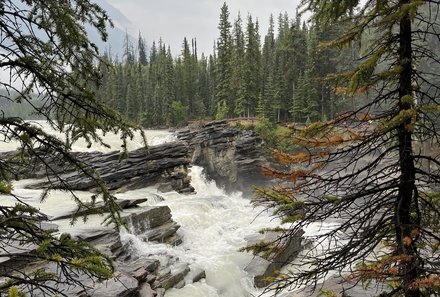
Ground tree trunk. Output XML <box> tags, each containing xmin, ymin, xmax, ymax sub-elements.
<box><xmin>321</xmin><ymin>85</ymin><xmax>325</xmax><ymax>120</ymax></box>
<box><xmin>396</xmin><ymin>1</ymin><xmax>420</xmax><ymax>296</ymax></box>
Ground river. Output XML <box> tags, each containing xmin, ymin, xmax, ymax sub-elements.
<box><xmin>1</xmin><ymin>121</ymin><xmax>330</xmax><ymax>297</ymax></box>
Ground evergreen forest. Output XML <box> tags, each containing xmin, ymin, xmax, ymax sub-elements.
<box><xmin>96</xmin><ymin>4</ymin><xmax>361</xmax><ymax>127</ymax></box>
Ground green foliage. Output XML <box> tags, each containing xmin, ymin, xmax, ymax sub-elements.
<box><xmin>419</xmin><ymin>192</ymin><xmax>440</xmax><ymax>233</ymax></box>
<box><xmin>255</xmin><ymin>118</ymin><xmax>281</xmax><ymax>147</ymax></box>
<box><xmin>0</xmin><ymin>0</ymin><xmax>143</xmax><ymax>294</ymax></box>
<box><xmin>251</xmin><ymin>1</ymin><xmax>440</xmax><ymax>296</ymax></box>
<box><xmin>322</xmin><ymin>195</ymin><xmax>341</xmax><ymax>203</ymax></box>
<box><xmin>0</xmin><ymin>181</ymin><xmax>13</xmax><ymax>194</ymax></box>
<box><xmin>214</xmin><ymin>3</ymin><xmax>234</xmax><ymax>119</ymax></box>
<box><xmin>170</xmin><ymin>101</ymin><xmax>189</xmax><ymax>126</ymax></box>
<box><xmin>317</xmin><ymin>290</ymin><xmax>339</xmax><ymax>297</ymax></box>
<box><xmin>215</xmin><ymin>100</ymin><xmax>229</xmax><ymax>120</ymax></box>
<box><xmin>94</xmin><ymin>6</ymin><xmax>357</xmax><ymax>126</ymax></box>
<box><xmin>254</xmin><ymin>119</ymin><xmax>298</xmax><ymax>152</ymax></box>
<box><xmin>240</xmin><ymin>240</ymin><xmax>282</xmax><ymax>260</ymax></box>
<box><xmin>8</xmin><ymin>287</ymin><xmax>25</xmax><ymax>297</ymax></box>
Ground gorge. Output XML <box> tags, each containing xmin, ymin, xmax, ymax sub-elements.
<box><xmin>0</xmin><ymin>120</ymin><xmax>305</xmax><ymax>297</ymax></box>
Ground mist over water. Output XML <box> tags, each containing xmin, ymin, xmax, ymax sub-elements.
<box><xmin>0</xmin><ymin>120</ymin><xmax>175</xmax><ymax>152</ymax></box>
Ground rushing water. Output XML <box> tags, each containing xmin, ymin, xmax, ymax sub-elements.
<box><xmin>0</xmin><ymin>120</ymin><xmax>175</xmax><ymax>153</ymax></box>
<box><xmin>1</xmin><ymin>121</ymin><xmax>334</xmax><ymax>297</ymax></box>
<box><xmin>121</xmin><ymin>166</ymin><xmax>281</xmax><ymax>297</ymax></box>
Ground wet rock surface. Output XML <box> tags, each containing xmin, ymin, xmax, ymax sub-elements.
<box><xmin>245</xmin><ymin>229</ymin><xmax>305</xmax><ymax>288</ymax></box>
<box><xmin>177</xmin><ymin>120</ymin><xmax>270</xmax><ymax>194</ymax></box>
<box><xmin>0</xmin><ymin>204</ymin><xmax>194</xmax><ymax>296</ymax></box>
<box><xmin>52</xmin><ymin>198</ymin><xmax>148</xmax><ymax>220</ymax></box>
<box><xmin>124</xmin><ymin>206</ymin><xmax>182</xmax><ymax>246</ymax></box>
<box><xmin>8</xmin><ymin>141</ymin><xmax>194</xmax><ymax>194</ymax></box>
<box><xmin>0</xmin><ymin>122</ymin><xmax>302</xmax><ymax>296</ymax></box>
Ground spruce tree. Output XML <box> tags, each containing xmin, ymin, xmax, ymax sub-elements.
<box><xmin>137</xmin><ymin>33</ymin><xmax>148</xmax><ymax>67</ymax></box>
<box><xmin>215</xmin><ymin>2</ymin><xmax>234</xmax><ymax>119</ymax></box>
<box><xmin>260</xmin><ymin>14</ymin><xmax>277</xmax><ymax>121</ymax></box>
<box><xmin>207</xmin><ymin>53</ymin><xmax>217</xmax><ymax>117</ymax></box>
<box><xmin>232</xmin><ymin>13</ymin><xmax>247</xmax><ymax>118</ymax></box>
<box><xmin>198</xmin><ymin>54</ymin><xmax>211</xmax><ymax>117</ymax></box>
<box><xmin>243</xmin><ymin>15</ymin><xmax>261</xmax><ymax>118</ymax></box>
<box><xmin>250</xmin><ymin>1</ymin><xmax>440</xmax><ymax>296</ymax></box>
<box><xmin>274</xmin><ymin>12</ymin><xmax>296</xmax><ymax>122</ymax></box>
<box><xmin>0</xmin><ymin>0</ymin><xmax>143</xmax><ymax>294</ymax></box>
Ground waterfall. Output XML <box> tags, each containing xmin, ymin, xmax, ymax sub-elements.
<box><xmin>1</xmin><ymin>123</ymin><xmax>337</xmax><ymax>296</ymax></box>
<box><xmin>120</xmin><ymin>165</ymin><xmax>280</xmax><ymax>297</ymax></box>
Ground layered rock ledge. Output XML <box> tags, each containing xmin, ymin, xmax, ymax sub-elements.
<box><xmin>14</xmin><ymin>141</ymin><xmax>194</xmax><ymax>194</ymax></box>
<box><xmin>177</xmin><ymin>120</ymin><xmax>270</xmax><ymax>194</ymax></box>
<box><xmin>0</xmin><ymin>122</ymin><xmax>305</xmax><ymax>295</ymax></box>
<box><xmin>0</xmin><ymin>201</ymin><xmax>202</xmax><ymax>297</ymax></box>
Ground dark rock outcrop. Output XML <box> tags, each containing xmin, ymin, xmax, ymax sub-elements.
<box><xmin>177</xmin><ymin>120</ymin><xmax>270</xmax><ymax>193</ymax></box>
<box><xmin>16</xmin><ymin>141</ymin><xmax>194</xmax><ymax>194</ymax></box>
<box><xmin>80</xmin><ymin>272</ymin><xmax>139</xmax><ymax>297</ymax></box>
<box><xmin>124</xmin><ymin>206</ymin><xmax>182</xmax><ymax>246</ymax></box>
<box><xmin>73</xmin><ymin>227</ymin><xmax>127</xmax><ymax>260</ymax></box>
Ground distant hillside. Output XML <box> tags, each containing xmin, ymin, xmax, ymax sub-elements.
<box><xmin>9</xmin><ymin>0</ymin><xmax>134</xmax><ymax>58</ymax></box>
<box><xmin>86</xmin><ymin>0</ymin><xmax>135</xmax><ymax>58</ymax></box>
<box><xmin>0</xmin><ymin>90</ymin><xmax>44</xmax><ymax>120</ymax></box>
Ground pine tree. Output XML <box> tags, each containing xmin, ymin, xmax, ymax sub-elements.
<box><xmin>198</xmin><ymin>53</ymin><xmax>211</xmax><ymax>117</ymax></box>
<box><xmin>0</xmin><ymin>0</ymin><xmax>143</xmax><ymax>294</ymax></box>
<box><xmin>163</xmin><ymin>46</ymin><xmax>176</xmax><ymax>125</ymax></box>
<box><xmin>137</xmin><ymin>33</ymin><xmax>148</xmax><ymax>66</ymax></box>
<box><xmin>123</xmin><ymin>31</ymin><xmax>135</xmax><ymax>65</ymax></box>
<box><xmin>243</xmin><ymin>15</ymin><xmax>261</xmax><ymax>118</ymax></box>
<box><xmin>250</xmin><ymin>1</ymin><xmax>440</xmax><ymax>297</ymax></box>
<box><xmin>274</xmin><ymin>12</ymin><xmax>296</xmax><ymax>122</ymax></box>
<box><xmin>260</xmin><ymin>14</ymin><xmax>279</xmax><ymax>121</ymax></box>
<box><xmin>232</xmin><ymin>13</ymin><xmax>247</xmax><ymax>118</ymax></box>
<box><xmin>215</xmin><ymin>2</ymin><xmax>234</xmax><ymax>119</ymax></box>
<box><xmin>181</xmin><ymin>37</ymin><xmax>192</xmax><ymax>114</ymax></box>
<box><xmin>207</xmin><ymin>52</ymin><xmax>217</xmax><ymax>117</ymax></box>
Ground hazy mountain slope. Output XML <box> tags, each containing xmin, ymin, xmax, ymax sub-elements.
<box><xmin>88</xmin><ymin>0</ymin><xmax>135</xmax><ymax>57</ymax></box>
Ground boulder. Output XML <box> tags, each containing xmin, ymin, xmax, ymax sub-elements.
<box><xmin>138</xmin><ymin>283</ymin><xmax>156</xmax><ymax>297</ymax></box>
<box><xmin>153</xmin><ymin>263</ymin><xmax>191</xmax><ymax>290</ymax></box>
<box><xmin>0</xmin><ymin>240</ymin><xmax>38</xmax><ymax>274</ymax></box>
<box><xmin>73</xmin><ymin>227</ymin><xmax>126</xmax><ymax>259</ymax></box>
<box><xmin>155</xmin><ymin>288</ymin><xmax>166</xmax><ymax>297</ymax></box>
<box><xmin>124</xmin><ymin>206</ymin><xmax>182</xmax><ymax>246</ymax></box>
<box><xmin>245</xmin><ymin>229</ymin><xmax>304</xmax><ymax>288</ymax></box>
<box><xmin>116</xmin><ymin>258</ymin><xmax>160</xmax><ymax>282</ymax></box>
<box><xmin>184</xmin><ymin>266</ymin><xmax>206</xmax><ymax>284</ymax></box>
<box><xmin>79</xmin><ymin>272</ymin><xmax>138</xmax><ymax>297</ymax></box>
<box><xmin>0</xmin><ymin>222</ymin><xmax>59</xmax><ymax>274</ymax></box>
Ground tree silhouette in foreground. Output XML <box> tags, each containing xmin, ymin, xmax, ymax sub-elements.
<box><xmin>0</xmin><ymin>0</ymin><xmax>143</xmax><ymax>295</ymax></box>
<box><xmin>250</xmin><ymin>1</ymin><xmax>440</xmax><ymax>296</ymax></box>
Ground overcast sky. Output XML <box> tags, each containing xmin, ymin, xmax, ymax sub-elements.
<box><xmin>105</xmin><ymin>0</ymin><xmax>303</xmax><ymax>56</ymax></box>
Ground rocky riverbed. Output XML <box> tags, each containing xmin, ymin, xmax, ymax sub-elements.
<box><xmin>0</xmin><ymin>121</ymin><xmax>305</xmax><ymax>296</ymax></box>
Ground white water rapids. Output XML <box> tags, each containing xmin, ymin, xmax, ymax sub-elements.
<box><xmin>1</xmin><ymin>121</ymin><xmax>335</xmax><ymax>297</ymax></box>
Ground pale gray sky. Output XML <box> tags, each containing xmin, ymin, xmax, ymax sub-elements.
<box><xmin>105</xmin><ymin>0</ymin><xmax>303</xmax><ymax>56</ymax></box>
